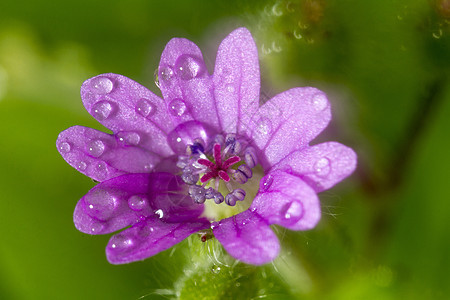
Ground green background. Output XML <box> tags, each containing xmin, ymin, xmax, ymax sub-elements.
<box><xmin>0</xmin><ymin>0</ymin><xmax>449</xmax><ymax>299</ymax></box>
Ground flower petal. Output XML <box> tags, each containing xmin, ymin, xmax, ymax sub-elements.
<box><xmin>247</xmin><ymin>87</ymin><xmax>331</xmax><ymax>169</ymax></box>
<box><xmin>213</xmin><ymin>27</ymin><xmax>260</xmax><ymax>134</ymax></box>
<box><xmin>57</xmin><ymin>126</ymin><xmax>162</xmax><ymax>181</ymax></box>
<box><xmin>251</xmin><ymin>170</ymin><xmax>321</xmax><ymax>231</ymax></box>
<box><xmin>274</xmin><ymin>142</ymin><xmax>357</xmax><ymax>192</ymax></box>
<box><xmin>158</xmin><ymin>38</ymin><xmax>220</xmax><ymax>130</ymax></box>
<box><xmin>80</xmin><ymin>73</ymin><xmax>174</xmax><ymax>157</ymax></box>
<box><xmin>106</xmin><ymin>216</ymin><xmax>210</xmax><ymax>264</ymax></box>
<box><xmin>73</xmin><ymin>173</ymin><xmax>205</xmax><ymax>235</ymax></box>
<box><xmin>213</xmin><ymin>210</ymin><xmax>280</xmax><ymax>265</ymax></box>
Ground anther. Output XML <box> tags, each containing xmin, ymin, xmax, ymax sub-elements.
<box><xmin>238</xmin><ymin>164</ymin><xmax>252</xmax><ymax>178</ymax></box>
<box><xmin>244</xmin><ymin>147</ymin><xmax>257</xmax><ymax>168</ymax></box>
<box><xmin>232</xmin><ymin>188</ymin><xmax>246</xmax><ymax>201</ymax></box>
<box><xmin>232</xmin><ymin>169</ymin><xmax>248</xmax><ymax>184</ymax></box>
<box><xmin>225</xmin><ymin>193</ymin><xmax>237</xmax><ymax>206</ymax></box>
<box><xmin>188</xmin><ymin>185</ymin><xmax>206</xmax><ymax>204</ymax></box>
<box><xmin>181</xmin><ymin>166</ymin><xmax>199</xmax><ymax>185</ymax></box>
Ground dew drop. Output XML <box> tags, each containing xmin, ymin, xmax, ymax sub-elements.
<box><xmin>90</xmin><ymin>222</ymin><xmax>104</xmax><ymax>233</ymax></box>
<box><xmin>160</xmin><ymin>66</ymin><xmax>174</xmax><ymax>82</ymax></box>
<box><xmin>92</xmin><ymin>100</ymin><xmax>114</xmax><ymax>120</ymax></box>
<box><xmin>90</xmin><ymin>77</ymin><xmax>114</xmax><ymax>94</ymax></box>
<box><xmin>311</xmin><ymin>93</ymin><xmax>328</xmax><ymax>111</ymax></box>
<box><xmin>226</xmin><ymin>84</ymin><xmax>235</xmax><ymax>93</ymax></box>
<box><xmin>59</xmin><ymin>142</ymin><xmax>71</xmax><ymax>153</ymax></box>
<box><xmin>85</xmin><ymin>189</ymin><xmax>118</xmax><ymax>220</ymax></box>
<box><xmin>144</xmin><ymin>163</ymin><xmax>154</xmax><ymax>171</ymax></box>
<box><xmin>167</xmin><ymin>121</ymin><xmax>209</xmax><ymax>154</ymax></box>
<box><xmin>135</xmin><ymin>98</ymin><xmax>156</xmax><ymax>118</ymax></box>
<box><xmin>293</xmin><ymin>30</ymin><xmax>303</xmax><ymax>39</ymax></box>
<box><xmin>117</xmin><ymin>131</ymin><xmax>141</xmax><ymax>146</ymax></box>
<box><xmin>88</xmin><ymin>140</ymin><xmax>105</xmax><ymax>157</ymax></box>
<box><xmin>314</xmin><ymin>157</ymin><xmax>331</xmax><ymax>177</ymax></box>
<box><xmin>168</xmin><ymin>98</ymin><xmax>187</xmax><ymax>116</ymax></box>
<box><xmin>175</xmin><ymin>55</ymin><xmax>205</xmax><ymax>80</ymax></box>
<box><xmin>110</xmin><ymin>234</ymin><xmax>134</xmax><ymax>250</ymax></box>
<box><xmin>153</xmin><ymin>69</ymin><xmax>160</xmax><ymax>88</ymax></box>
<box><xmin>261</xmin><ymin>175</ymin><xmax>273</xmax><ymax>191</ymax></box>
<box><xmin>95</xmin><ymin>161</ymin><xmax>108</xmax><ymax>179</ymax></box>
<box><xmin>77</xmin><ymin>161</ymin><xmax>87</xmax><ymax>171</ymax></box>
<box><xmin>256</xmin><ymin>117</ymin><xmax>272</xmax><ymax>135</ymax></box>
<box><xmin>211</xmin><ymin>265</ymin><xmax>221</xmax><ymax>274</ymax></box>
<box><xmin>128</xmin><ymin>195</ymin><xmax>147</xmax><ymax>211</ymax></box>
<box><xmin>155</xmin><ymin>209</ymin><xmax>164</xmax><ymax>218</ymax></box>
<box><xmin>282</xmin><ymin>201</ymin><xmax>303</xmax><ymax>222</ymax></box>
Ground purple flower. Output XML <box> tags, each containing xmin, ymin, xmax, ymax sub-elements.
<box><xmin>56</xmin><ymin>28</ymin><xmax>356</xmax><ymax>265</ymax></box>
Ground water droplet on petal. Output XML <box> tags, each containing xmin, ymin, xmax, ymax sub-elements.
<box><xmin>153</xmin><ymin>69</ymin><xmax>160</xmax><ymax>88</ymax></box>
<box><xmin>90</xmin><ymin>77</ymin><xmax>114</xmax><ymax>94</ymax></box>
<box><xmin>160</xmin><ymin>66</ymin><xmax>174</xmax><ymax>82</ymax></box>
<box><xmin>88</xmin><ymin>140</ymin><xmax>105</xmax><ymax>157</ymax></box>
<box><xmin>92</xmin><ymin>100</ymin><xmax>115</xmax><ymax>120</ymax></box>
<box><xmin>168</xmin><ymin>98</ymin><xmax>187</xmax><ymax>116</ymax></box>
<box><xmin>144</xmin><ymin>163</ymin><xmax>154</xmax><ymax>171</ymax></box>
<box><xmin>128</xmin><ymin>195</ymin><xmax>147</xmax><ymax>211</ymax></box>
<box><xmin>282</xmin><ymin>201</ymin><xmax>303</xmax><ymax>223</ymax></box>
<box><xmin>314</xmin><ymin>157</ymin><xmax>331</xmax><ymax>177</ymax></box>
<box><xmin>311</xmin><ymin>93</ymin><xmax>328</xmax><ymax>111</ymax></box>
<box><xmin>211</xmin><ymin>265</ymin><xmax>221</xmax><ymax>274</ymax></box>
<box><xmin>85</xmin><ymin>189</ymin><xmax>118</xmax><ymax>220</ymax></box>
<box><xmin>167</xmin><ymin>121</ymin><xmax>209</xmax><ymax>154</ymax></box>
<box><xmin>110</xmin><ymin>234</ymin><xmax>134</xmax><ymax>250</ymax></box>
<box><xmin>77</xmin><ymin>161</ymin><xmax>87</xmax><ymax>170</ymax></box>
<box><xmin>59</xmin><ymin>142</ymin><xmax>71</xmax><ymax>153</ymax></box>
<box><xmin>90</xmin><ymin>222</ymin><xmax>105</xmax><ymax>233</ymax></box>
<box><xmin>154</xmin><ymin>209</ymin><xmax>164</xmax><ymax>218</ymax></box>
<box><xmin>226</xmin><ymin>84</ymin><xmax>235</xmax><ymax>93</ymax></box>
<box><xmin>175</xmin><ymin>55</ymin><xmax>205</xmax><ymax>80</ymax></box>
<box><xmin>117</xmin><ymin>131</ymin><xmax>141</xmax><ymax>146</ymax></box>
<box><xmin>135</xmin><ymin>98</ymin><xmax>155</xmax><ymax>118</ymax></box>
<box><xmin>256</xmin><ymin>117</ymin><xmax>272</xmax><ymax>135</ymax></box>
<box><xmin>95</xmin><ymin>161</ymin><xmax>108</xmax><ymax>179</ymax></box>
<box><xmin>261</xmin><ymin>175</ymin><xmax>273</xmax><ymax>191</ymax></box>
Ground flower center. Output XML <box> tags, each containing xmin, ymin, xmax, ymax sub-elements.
<box><xmin>177</xmin><ymin>133</ymin><xmax>261</xmax><ymax>220</ymax></box>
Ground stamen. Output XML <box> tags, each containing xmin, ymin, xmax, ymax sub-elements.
<box><xmin>232</xmin><ymin>169</ymin><xmax>248</xmax><ymax>184</ymax></box>
<box><xmin>189</xmin><ymin>185</ymin><xmax>206</xmax><ymax>204</ymax></box>
<box><xmin>244</xmin><ymin>147</ymin><xmax>257</xmax><ymax>168</ymax></box>
<box><xmin>232</xmin><ymin>188</ymin><xmax>246</xmax><ymax>201</ymax></box>
<box><xmin>225</xmin><ymin>193</ymin><xmax>237</xmax><ymax>206</ymax></box>
<box><xmin>238</xmin><ymin>164</ymin><xmax>252</xmax><ymax>178</ymax></box>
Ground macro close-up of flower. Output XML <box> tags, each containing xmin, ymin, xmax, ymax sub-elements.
<box><xmin>2</xmin><ymin>0</ymin><xmax>450</xmax><ymax>299</ymax></box>
<box><xmin>56</xmin><ymin>27</ymin><xmax>356</xmax><ymax>265</ymax></box>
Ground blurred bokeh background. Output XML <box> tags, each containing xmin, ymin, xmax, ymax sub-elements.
<box><xmin>0</xmin><ymin>0</ymin><xmax>449</xmax><ymax>299</ymax></box>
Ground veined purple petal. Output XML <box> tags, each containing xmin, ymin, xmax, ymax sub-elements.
<box><xmin>212</xmin><ymin>210</ymin><xmax>280</xmax><ymax>265</ymax></box>
<box><xmin>57</xmin><ymin>126</ymin><xmax>161</xmax><ymax>181</ymax></box>
<box><xmin>251</xmin><ymin>170</ymin><xmax>321</xmax><ymax>230</ymax></box>
<box><xmin>106</xmin><ymin>216</ymin><xmax>210</xmax><ymax>264</ymax></box>
<box><xmin>274</xmin><ymin>142</ymin><xmax>357</xmax><ymax>192</ymax></box>
<box><xmin>81</xmin><ymin>73</ymin><xmax>174</xmax><ymax>157</ymax></box>
<box><xmin>213</xmin><ymin>27</ymin><xmax>260</xmax><ymax>134</ymax></box>
<box><xmin>158</xmin><ymin>38</ymin><xmax>220</xmax><ymax>131</ymax></box>
<box><xmin>73</xmin><ymin>173</ymin><xmax>204</xmax><ymax>235</ymax></box>
<box><xmin>246</xmin><ymin>88</ymin><xmax>331</xmax><ymax>169</ymax></box>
